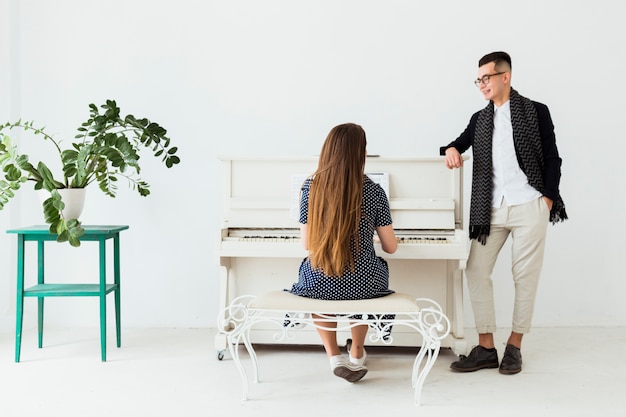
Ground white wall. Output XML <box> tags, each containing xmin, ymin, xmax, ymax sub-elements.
<box><xmin>1</xmin><ymin>0</ymin><xmax>624</xmax><ymax>332</ymax></box>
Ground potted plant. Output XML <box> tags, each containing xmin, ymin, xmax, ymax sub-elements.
<box><xmin>0</xmin><ymin>99</ymin><xmax>180</xmax><ymax>246</ymax></box>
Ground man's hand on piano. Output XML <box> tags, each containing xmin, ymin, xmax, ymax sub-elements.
<box><xmin>444</xmin><ymin>147</ymin><xmax>463</xmax><ymax>169</ymax></box>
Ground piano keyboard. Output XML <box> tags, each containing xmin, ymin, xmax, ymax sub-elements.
<box><xmin>397</xmin><ymin>236</ymin><xmax>450</xmax><ymax>244</ymax></box>
<box><xmin>223</xmin><ymin>235</ymin><xmax>452</xmax><ymax>244</ymax></box>
<box><xmin>223</xmin><ymin>236</ymin><xmax>300</xmax><ymax>243</ymax></box>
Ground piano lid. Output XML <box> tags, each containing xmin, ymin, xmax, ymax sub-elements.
<box><xmin>219</xmin><ymin>156</ymin><xmax>465</xmax><ymax>231</ymax></box>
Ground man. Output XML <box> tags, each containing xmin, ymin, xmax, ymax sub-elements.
<box><xmin>441</xmin><ymin>51</ymin><xmax>567</xmax><ymax>375</ymax></box>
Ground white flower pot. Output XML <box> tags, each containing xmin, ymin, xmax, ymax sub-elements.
<box><xmin>37</xmin><ymin>188</ymin><xmax>87</xmax><ymax>220</ymax></box>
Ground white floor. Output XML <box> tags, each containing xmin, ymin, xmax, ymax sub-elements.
<box><xmin>1</xmin><ymin>326</ymin><xmax>624</xmax><ymax>416</ymax></box>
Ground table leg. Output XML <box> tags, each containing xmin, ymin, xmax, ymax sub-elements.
<box><xmin>114</xmin><ymin>233</ymin><xmax>121</xmax><ymax>348</ymax></box>
<box><xmin>37</xmin><ymin>240</ymin><xmax>45</xmax><ymax>348</ymax></box>
<box><xmin>15</xmin><ymin>235</ymin><xmax>25</xmax><ymax>363</ymax></box>
<box><xmin>99</xmin><ymin>236</ymin><xmax>107</xmax><ymax>362</ymax></box>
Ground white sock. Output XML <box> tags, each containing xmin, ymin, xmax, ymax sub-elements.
<box><xmin>329</xmin><ymin>354</ymin><xmax>344</xmax><ymax>370</ymax></box>
<box><xmin>349</xmin><ymin>348</ymin><xmax>367</xmax><ymax>365</ymax></box>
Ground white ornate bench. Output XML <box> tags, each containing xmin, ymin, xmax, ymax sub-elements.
<box><xmin>217</xmin><ymin>290</ymin><xmax>451</xmax><ymax>406</ymax></box>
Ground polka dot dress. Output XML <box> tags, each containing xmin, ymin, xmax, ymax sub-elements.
<box><xmin>288</xmin><ymin>176</ymin><xmax>395</xmax><ymax>300</ymax></box>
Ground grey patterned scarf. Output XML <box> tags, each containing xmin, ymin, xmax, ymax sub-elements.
<box><xmin>470</xmin><ymin>88</ymin><xmax>567</xmax><ymax>244</ymax></box>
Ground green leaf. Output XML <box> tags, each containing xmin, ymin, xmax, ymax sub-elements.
<box><xmin>5</xmin><ymin>165</ymin><xmax>22</xmax><ymax>181</ymax></box>
<box><xmin>56</xmin><ymin>230</ymin><xmax>69</xmax><ymax>242</ymax></box>
<box><xmin>37</xmin><ymin>162</ymin><xmax>65</xmax><ymax>190</ymax></box>
<box><xmin>165</xmin><ymin>155</ymin><xmax>180</xmax><ymax>168</ymax></box>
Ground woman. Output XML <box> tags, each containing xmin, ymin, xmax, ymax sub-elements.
<box><xmin>288</xmin><ymin>123</ymin><xmax>398</xmax><ymax>383</ymax></box>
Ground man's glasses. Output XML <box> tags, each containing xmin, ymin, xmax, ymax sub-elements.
<box><xmin>474</xmin><ymin>72</ymin><xmax>505</xmax><ymax>87</ymax></box>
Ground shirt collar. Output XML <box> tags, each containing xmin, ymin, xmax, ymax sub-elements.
<box><xmin>494</xmin><ymin>100</ymin><xmax>511</xmax><ymax>113</ymax></box>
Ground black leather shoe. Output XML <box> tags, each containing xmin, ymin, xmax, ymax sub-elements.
<box><xmin>450</xmin><ymin>345</ymin><xmax>499</xmax><ymax>372</ymax></box>
<box><xmin>499</xmin><ymin>344</ymin><xmax>522</xmax><ymax>375</ymax></box>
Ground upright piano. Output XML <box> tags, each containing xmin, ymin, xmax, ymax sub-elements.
<box><xmin>215</xmin><ymin>156</ymin><xmax>469</xmax><ymax>354</ymax></box>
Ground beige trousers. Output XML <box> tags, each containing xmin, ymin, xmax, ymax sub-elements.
<box><xmin>465</xmin><ymin>197</ymin><xmax>549</xmax><ymax>334</ymax></box>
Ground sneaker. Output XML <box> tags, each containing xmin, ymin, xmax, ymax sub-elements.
<box><xmin>499</xmin><ymin>344</ymin><xmax>522</xmax><ymax>375</ymax></box>
<box><xmin>349</xmin><ymin>348</ymin><xmax>367</xmax><ymax>366</ymax></box>
<box><xmin>450</xmin><ymin>345</ymin><xmax>499</xmax><ymax>372</ymax></box>
<box><xmin>331</xmin><ymin>357</ymin><xmax>368</xmax><ymax>383</ymax></box>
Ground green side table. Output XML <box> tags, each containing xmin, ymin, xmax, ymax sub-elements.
<box><xmin>6</xmin><ymin>225</ymin><xmax>129</xmax><ymax>362</ymax></box>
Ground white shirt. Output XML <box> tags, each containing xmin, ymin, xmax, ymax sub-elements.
<box><xmin>491</xmin><ymin>101</ymin><xmax>542</xmax><ymax>208</ymax></box>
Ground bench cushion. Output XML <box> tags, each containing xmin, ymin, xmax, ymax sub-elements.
<box><xmin>247</xmin><ymin>290</ymin><xmax>421</xmax><ymax>314</ymax></box>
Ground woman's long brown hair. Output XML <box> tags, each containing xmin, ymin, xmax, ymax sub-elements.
<box><xmin>307</xmin><ymin>123</ymin><xmax>366</xmax><ymax>277</ymax></box>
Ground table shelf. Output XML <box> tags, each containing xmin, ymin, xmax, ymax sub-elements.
<box><xmin>24</xmin><ymin>283</ymin><xmax>118</xmax><ymax>297</ymax></box>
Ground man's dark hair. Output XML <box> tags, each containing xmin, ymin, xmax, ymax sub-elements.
<box><xmin>479</xmin><ymin>51</ymin><xmax>512</xmax><ymax>70</ymax></box>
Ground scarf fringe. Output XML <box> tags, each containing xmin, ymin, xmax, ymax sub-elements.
<box><xmin>550</xmin><ymin>198</ymin><xmax>568</xmax><ymax>224</ymax></box>
<box><xmin>469</xmin><ymin>225</ymin><xmax>490</xmax><ymax>245</ymax></box>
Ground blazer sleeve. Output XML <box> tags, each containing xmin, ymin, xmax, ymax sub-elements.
<box><xmin>534</xmin><ymin>101</ymin><xmax>562</xmax><ymax>202</ymax></box>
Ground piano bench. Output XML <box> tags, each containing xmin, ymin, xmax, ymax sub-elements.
<box><xmin>217</xmin><ymin>290</ymin><xmax>451</xmax><ymax>406</ymax></box>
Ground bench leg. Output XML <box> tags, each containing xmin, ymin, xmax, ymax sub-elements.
<box><xmin>226</xmin><ymin>333</ymin><xmax>249</xmax><ymax>400</ymax></box>
<box><xmin>411</xmin><ymin>339</ymin><xmax>441</xmax><ymax>406</ymax></box>
<box><xmin>241</xmin><ymin>328</ymin><xmax>260</xmax><ymax>383</ymax></box>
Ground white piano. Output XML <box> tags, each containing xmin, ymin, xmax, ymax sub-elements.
<box><xmin>215</xmin><ymin>156</ymin><xmax>469</xmax><ymax>354</ymax></box>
